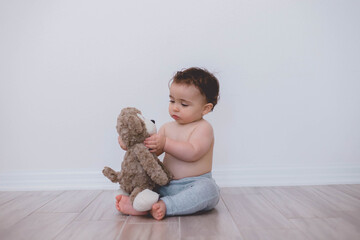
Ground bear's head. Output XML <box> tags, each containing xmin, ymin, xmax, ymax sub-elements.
<box><xmin>116</xmin><ymin>107</ymin><xmax>156</xmax><ymax>148</ymax></box>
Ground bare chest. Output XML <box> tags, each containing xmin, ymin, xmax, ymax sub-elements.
<box><xmin>165</xmin><ymin>123</ymin><xmax>198</xmax><ymax>141</ymax></box>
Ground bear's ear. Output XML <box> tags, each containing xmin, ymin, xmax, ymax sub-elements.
<box><xmin>127</xmin><ymin>115</ymin><xmax>144</xmax><ymax>134</ymax></box>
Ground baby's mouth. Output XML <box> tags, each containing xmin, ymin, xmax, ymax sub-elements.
<box><xmin>172</xmin><ymin>115</ymin><xmax>180</xmax><ymax>120</ymax></box>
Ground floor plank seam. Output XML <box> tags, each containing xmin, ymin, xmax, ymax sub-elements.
<box><xmin>0</xmin><ymin>194</ymin><xmax>19</xmax><ymax>207</ymax></box>
<box><xmin>46</xmin><ymin>190</ymin><xmax>103</xmax><ymax>239</ymax></box>
<box><xmin>116</xmin><ymin>215</ymin><xmax>130</xmax><ymax>239</ymax></box>
<box><xmin>78</xmin><ymin>190</ymin><xmax>104</xmax><ymax>214</ymax></box>
<box><xmin>258</xmin><ymin>191</ymin><xmax>288</xmax><ymax>216</ymax></box>
<box><xmin>330</xmin><ymin>186</ymin><xmax>360</xmax><ymax>202</ymax></box>
<box><xmin>33</xmin><ymin>191</ymin><xmax>65</xmax><ymax>213</ymax></box>
<box><xmin>257</xmin><ymin>190</ymin><xmax>301</xmax><ymax>230</ymax></box>
<box><xmin>18</xmin><ymin>191</ymin><xmax>66</xmax><ymax>227</ymax></box>
<box><xmin>178</xmin><ymin>216</ymin><xmax>181</xmax><ymax>240</ymax></box>
<box><xmin>50</xmin><ymin>212</ymin><xmax>80</xmax><ymax>240</ymax></box>
<box><xmin>219</xmin><ymin>194</ymin><xmax>244</xmax><ymax>237</ymax></box>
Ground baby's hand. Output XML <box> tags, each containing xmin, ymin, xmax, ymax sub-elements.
<box><xmin>144</xmin><ymin>134</ymin><xmax>166</xmax><ymax>153</ymax></box>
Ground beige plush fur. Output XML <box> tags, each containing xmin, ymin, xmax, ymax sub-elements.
<box><xmin>103</xmin><ymin>107</ymin><xmax>173</xmax><ymax>203</ymax></box>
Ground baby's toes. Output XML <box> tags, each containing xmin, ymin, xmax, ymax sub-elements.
<box><xmin>115</xmin><ymin>195</ymin><xmax>122</xmax><ymax>202</ymax></box>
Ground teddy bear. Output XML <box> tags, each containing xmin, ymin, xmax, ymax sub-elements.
<box><xmin>103</xmin><ymin>107</ymin><xmax>173</xmax><ymax>211</ymax></box>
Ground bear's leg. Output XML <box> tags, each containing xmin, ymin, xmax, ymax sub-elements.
<box><xmin>129</xmin><ymin>186</ymin><xmax>144</xmax><ymax>203</ymax></box>
<box><xmin>133</xmin><ymin>189</ymin><xmax>159</xmax><ymax>211</ymax></box>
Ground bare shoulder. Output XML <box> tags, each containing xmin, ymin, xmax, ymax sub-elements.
<box><xmin>197</xmin><ymin>119</ymin><xmax>213</xmax><ymax>131</ymax></box>
<box><xmin>192</xmin><ymin>119</ymin><xmax>214</xmax><ymax>137</ymax></box>
<box><xmin>159</xmin><ymin>121</ymin><xmax>175</xmax><ymax>135</ymax></box>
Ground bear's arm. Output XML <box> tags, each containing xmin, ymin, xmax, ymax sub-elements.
<box><xmin>133</xmin><ymin>143</ymin><xmax>171</xmax><ymax>186</ymax></box>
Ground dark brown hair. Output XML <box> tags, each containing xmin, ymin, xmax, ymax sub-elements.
<box><xmin>170</xmin><ymin>67</ymin><xmax>220</xmax><ymax>110</ymax></box>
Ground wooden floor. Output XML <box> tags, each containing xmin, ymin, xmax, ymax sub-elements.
<box><xmin>0</xmin><ymin>185</ymin><xmax>360</xmax><ymax>240</ymax></box>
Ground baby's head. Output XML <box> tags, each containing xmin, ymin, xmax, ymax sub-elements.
<box><xmin>170</xmin><ymin>67</ymin><xmax>220</xmax><ymax>111</ymax></box>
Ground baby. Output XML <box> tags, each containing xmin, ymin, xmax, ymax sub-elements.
<box><xmin>116</xmin><ymin>67</ymin><xmax>220</xmax><ymax>220</ymax></box>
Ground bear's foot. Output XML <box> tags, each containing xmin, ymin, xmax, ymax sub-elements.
<box><xmin>133</xmin><ymin>189</ymin><xmax>159</xmax><ymax>211</ymax></box>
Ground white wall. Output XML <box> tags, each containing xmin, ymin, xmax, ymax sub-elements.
<box><xmin>1</xmin><ymin>0</ymin><xmax>359</xmax><ymax>189</ymax></box>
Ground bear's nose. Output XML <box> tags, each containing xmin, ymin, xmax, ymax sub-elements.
<box><xmin>151</xmin><ymin>120</ymin><xmax>155</xmax><ymax>124</ymax></box>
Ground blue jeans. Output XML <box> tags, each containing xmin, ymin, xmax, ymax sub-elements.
<box><xmin>156</xmin><ymin>172</ymin><xmax>220</xmax><ymax>216</ymax></box>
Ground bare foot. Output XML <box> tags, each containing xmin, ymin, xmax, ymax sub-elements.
<box><xmin>150</xmin><ymin>200</ymin><xmax>166</xmax><ymax>220</ymax></box>
<box><xmin>115</xmin><ymin>195</ymin><xmax>148</xmax><ymax>216</ymax></box>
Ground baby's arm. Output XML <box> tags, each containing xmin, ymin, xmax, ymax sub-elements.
<box><xmin>164</xmin><ymin>123</ymin><xmax>213</xmax><ymax>162</ymax></box>
<box><xmin>145</xmin><ymin>122</ymin><xmax>213</xmax><ymax>162</ymax></box>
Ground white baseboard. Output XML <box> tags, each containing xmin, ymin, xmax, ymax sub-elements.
<box><xmin>1</xmin><ymin>165</ymin><xmax>359</xmax><ymax>191</ymax></box>
<box><xmin>213</xmin><ymin>165</ymin><xmax>360</xmax><ymax>187</ymax></box>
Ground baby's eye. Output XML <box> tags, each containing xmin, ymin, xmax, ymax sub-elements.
<box><xmin>181</xmin><ymin>103</ymin><xmax>189</xmax><ymax>107</ymax></box>
<box><xmin>169</xmin><ymin>100</ymin><xmax>175</xmax><ymax>103</ymax></box>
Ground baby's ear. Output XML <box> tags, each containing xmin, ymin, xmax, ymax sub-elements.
<box><xmin>127</xmin><ymin>115</ymin><xmax>144</xmax><ymax>134</ymax></box>
<box><xmin>202</xmin><ymin>103</ymin><xmax>214</xmax><ymax>115</ymax></box>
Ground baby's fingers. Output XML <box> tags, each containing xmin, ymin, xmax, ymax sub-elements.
<box><xmin>144</xmin><ymin>142</ymin><xmax>155</xmax><ymax>149</ymax></box>
<box><xmin>145</xmin><ymin>134</ymin><xmax>157</xmax><ymax>141</ymax></box>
